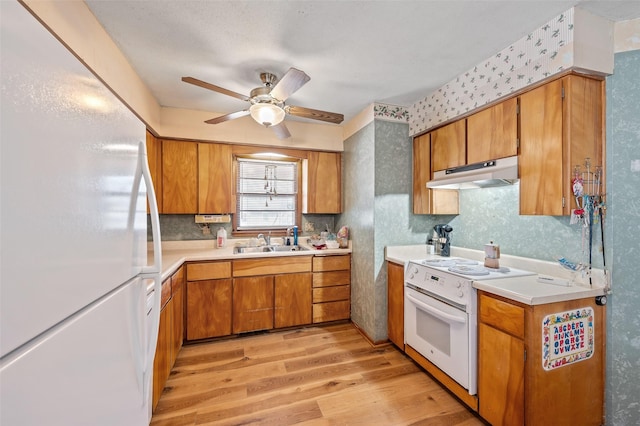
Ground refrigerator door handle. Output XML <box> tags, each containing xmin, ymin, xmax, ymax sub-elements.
<box><xmin>139</xmin><ymin>141</ymin><xmax>161</xmax><ymax>276</ymax></box>
<box><xmin>134</xmin><ymin>141</ymin><xmax>162</xmax><ymax>414</ymax></box>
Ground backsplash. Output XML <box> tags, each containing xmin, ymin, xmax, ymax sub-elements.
<box><xmin>149</xmin><ymin>214</ymin><xmax>336</xmax><ymax>241</ymax></box>
<box><xmin>450</xmin><ymin>184</ymin><xmax>604</xmax><ymax>269</ymax></box>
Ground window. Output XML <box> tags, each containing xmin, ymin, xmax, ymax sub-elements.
<box><xmin>236</xmin><ymin>157</ymin><xmax>299</xmax><ymax>230</ymax></box>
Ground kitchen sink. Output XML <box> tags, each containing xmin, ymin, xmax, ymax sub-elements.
<box><xmin>233</xmin><ymin>245</ymin><xmax>308</xmax><ymax>254</ymax></box>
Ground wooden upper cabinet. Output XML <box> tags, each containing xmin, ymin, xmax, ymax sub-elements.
<box><xmin>467</xmin><ymin>97</ymin><xmax>518</xmax><ymax>164</ymax></box>
<box><xmin>413</xmin><ymin>133</ymin><xmax>459</xmax><ymax>215</ymax></box>
<box><xmin>431</xmin><ymin>120</ymin><xmax>466</xmax><ymax>172</ymax></box>
<box><xmin>146</xmin><ymin>131</ymin><xmax>163</xmax><ymax>213</ymax></box>
<box><xmin>520</xmin><ymin>79</ymin><xmax>564</xmax><ymax>215</ymax></box>
<box><xmin>519</xmin><ymin>74</ymin><xmax>603</xmax><ymax>215</ymax></box>
<box><xmin>562</xmin><ymin>75</ymin><xmax>605</xmax><ymax>208</ymax></box>
<box><xmin>198</xmin><ymin>143</ymin><xmax>233</xmax><ymax>214</ymax></box>
<box><xmin>413</xmin><ymin>133</ymin><xmax>432</xmax><ymax>214</ymax></box>
<box><xmin>162</xmin><ymin>140</ymin><xmax>198</xmax><ymax>214</ymax></box>
<box><xmin>304</xmin><ymin>151</ymin><xmax>342</xmax><ymax>213</ymax></box>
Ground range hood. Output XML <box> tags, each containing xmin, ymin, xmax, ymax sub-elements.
<box><xmin>427</xmin><ymin>156</ymin><xmax>518</xmax><ymax>189</ymax></box>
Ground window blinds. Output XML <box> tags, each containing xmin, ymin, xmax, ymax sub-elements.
<box><xmin>236</xmin><ymin>158</ymin><xmax>298</xmax><ymax>229</ymax></box>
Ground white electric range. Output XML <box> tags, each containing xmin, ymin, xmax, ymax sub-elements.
<box><xmin>404</xmin><ymin>257</ymin><xmax>535</xmax><ymax>395</ymax></box>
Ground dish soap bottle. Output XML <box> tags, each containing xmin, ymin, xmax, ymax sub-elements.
<box><xmin>216</xmin><ymin>227</ymin><xmax>227</xmax><ymax>248</ymax></box>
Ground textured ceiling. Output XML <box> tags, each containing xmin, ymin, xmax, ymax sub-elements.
<box><xmin>86</xmin><ymin>1</ymin><xmax>640</xmax><ymax>125</ymax></box>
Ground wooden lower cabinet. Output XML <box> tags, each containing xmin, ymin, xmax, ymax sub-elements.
<box><xmin>275</xmin><ymin>273</ymin><xmax>312</xmax><ymax>328</ymax></box>
<box><xmin>478</xmin><ymin>291</ymin><xmax>605</xmax><ymax>426</ymax></box>
<box><xmin>386</xmin><ymin>261</ymin><xmax>404</xmax><ymax>349</ymax></box>
<box><xmin>184</xmin><ymin>255</ymin><xmax>348</xmax><ymax>339</ymax></box>
<box><xmin>185</xmin><ymin>261</ymin><xmax>232</xmax><ymax>340</ymax></box>
<box><xmin>312</xmin><ymin>255</ymin><xmax>351</xmax><ymax>323</ymax></box>
<box><xmin>186</xmin><ymin>278</ymin><xmax>232</xmax><ymax>339</ymax></box>
<box><xmin>233</xmin><ymin>276</ymin><xmax>274</xmax><ymax>333</ymax></box>
<box><xmin>152</xmin><ymin>295</ymin><xmax>171</xmax><ymax>411</ymax></box>
<box><xmin>170</xmin><ymin>266</ymin><xmax>184</xmax><ymax>366</ymax></box>
<box><xmin>478</xmin><ymin>322</ymin><xmax>525</xmax><ymax>426</ymax></box>
<box><xmin>152</xmin><ymin>266</ymin><xmax>184</xmax><ymax>411</ymax></box>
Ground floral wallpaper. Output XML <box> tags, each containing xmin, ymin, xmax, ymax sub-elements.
<box><xmin>373</xmin><ymin>103</ymin><xmax>410</xmax><ymax>122</ymax></box>
<box><xmin>409</xmin><ymin>8</ymin><xmax>574</xmax><ymax>135</ymax></box>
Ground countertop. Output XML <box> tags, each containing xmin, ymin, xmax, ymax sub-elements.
<box><xmin>153</xmin><ymin>238</ymin><xmax>352</xmax><ymax>282</ymax></box>
<box><xmin>385</xmin><ymin>244</ymin><xmax>607</xmax><ymax>306</ymax></box>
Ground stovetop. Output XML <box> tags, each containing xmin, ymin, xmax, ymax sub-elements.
<box><xmin>405</xmin><ymin>257</ymin><xmax>536</xmax><ymax>312</ymax></box>
<box><xmin>418</xmin><ymin>257</ymin><xmax>535</xmax><ymax>280</ymax></box>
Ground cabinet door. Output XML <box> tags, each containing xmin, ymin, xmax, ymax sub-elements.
<box><xmin>170</xmin><ymin>266</ymin><xmax>184</xmax><ymax>364</ymax></box>
<box><xmin>198</xmin><ymin>143</ymin><xmax>233</xmax><ymax>214</ymax></box>
<box><xmin>519</xmin><ymin>79</ymin><xmax>563</xmax><ymax>215</ymax></box>
<box><xmin>162</xmin><ymin>140</ymin><xmax>198</xmax><ymax>214</ymax></box>
<box><xmin>478</xmin><ymin>322</ymin><xmax>525</xmax><ymax>426</ymax></box>
<box><xmin>186</xmin><ymin>278</ymin><xmax>232</xmax><ymax>340</ymax></box>
<box><xmin>233</xmin><ymin>276</ymin><xmax>274</xmax><ymax>333</ymax></box>
<box><xmin>431</xmin><ymin>120</ymin><xmax>466</xmax><ymax>172</ymax></box>
<box><xmin>467</xmin><ymin>97</ymin><xmax>518</xmax><ymax>164</ymax></box>
<box><xmin>562</xmin><ymin>75</ymin><xmax>604</xmax><ymax>215</ymax></box>
<box><xmin>413</xmin><ymin>133</ymin><xmax>432</xmax><ymax>214</ymax></box>
<box><xmin>152</xmin><ymin>303</ymin><xmax>171</xmax><ymax>410</ymax></box>
<box><xmin>387</xmin><ymin>262</ymin><xmax>404</xmax><ymax>349</ymax></box>
<box><xmin>274</xmin><ymin>273</ymin><xmax>312</xmax><ymax>328</ymax></box>
<box><xmin>304</xmin><ymin>151</ymin><xmax>342</xmax><ymax>213</ymax></box>
<box><xmin>413</xmin><ymin>133</ymin><xmax>459</xmax><ymax>215</ymax></box>
<box><xmin>146</xmin><ymin>131</ymin><xmax>162</xmax><ymax>213</ymax></box>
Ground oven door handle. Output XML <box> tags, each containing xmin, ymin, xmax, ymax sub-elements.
<box><xmin>406</xmin><ymin>293</ymin><xmax>466</xmax><ymax>324</ymax></box>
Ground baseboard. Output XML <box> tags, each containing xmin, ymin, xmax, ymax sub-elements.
<box><xmin>350</xmin><ymin>320</ymin><xmax>392</xmax><ymax>347</ymax></box>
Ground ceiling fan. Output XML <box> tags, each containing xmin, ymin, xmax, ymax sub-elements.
<box><xmin>182</xmin><ymin>68</ymin><xmax>344</xmax><ymax>139</ymax></box>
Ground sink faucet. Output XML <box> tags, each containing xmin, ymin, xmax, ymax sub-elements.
<box><xmin>257</xmin><ymin>232</ymin><xmax>271</xmax><ymax>246</ymax></box>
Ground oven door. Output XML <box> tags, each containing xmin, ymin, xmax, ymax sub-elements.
<box><xmin>404</xmin><ymin>285</ymin><xmax>475</xmax><ymax>394</ymax></box>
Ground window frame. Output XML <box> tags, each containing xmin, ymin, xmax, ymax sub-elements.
<box><xmin>232</xmin><ymin>152</ymin><xmax>303</xmax><ymax>236</ymax></box>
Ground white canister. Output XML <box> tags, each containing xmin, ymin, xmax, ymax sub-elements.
<box><xmin>216</xmin><ymin>227</ymin><xmax>227</xmax><ymax>248</ymax></box>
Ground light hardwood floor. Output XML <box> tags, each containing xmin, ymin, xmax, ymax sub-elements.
<box><xmin>151</xmin><ymin>323</ymin><xmax>485</xmax><ymax>425</ymax></box>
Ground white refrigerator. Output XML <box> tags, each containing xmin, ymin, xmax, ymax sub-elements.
<box><xmin>1</xmin><ymin>2</ymin><xmax>162</xmax><ymax>425</ymax></box>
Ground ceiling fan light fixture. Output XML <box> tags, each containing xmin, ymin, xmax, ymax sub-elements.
<box><xmin>249</xmin><ymin>103</ymin><xmax>285</xmax><ymax>127</ymax></box>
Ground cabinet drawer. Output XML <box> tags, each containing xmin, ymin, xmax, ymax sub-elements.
<box><xmin>479</xmin><ymin>293</ymin><xmax>525</xmax><ymax>339</ymax></box>
<box><xmin>313</xmin><ymin>285</ymin><xmax>350</xmax><ymax>303</ymax></box>
<box><xmin>313</xmin><ymin>300</ymin><xmax>350</xmax><ymax>323</ymax></box>
<box><xmin>313</xmin><ymin>270</ymin><xmax>351</xmax><ymax>287</ymax></box>
<box><xmin>233</xmin><ymin>256</ymin><xmax>312</xmax><ymax>277</ymax></box>
<box><xmin>187</xmin><ymin>261</ymin><xmax>231</xmax><ymax>281</ymax></box>
<box><xmin>312</xmin><ymin>255</ymin><xmax>350</xmax><ymax>272</ymax></box>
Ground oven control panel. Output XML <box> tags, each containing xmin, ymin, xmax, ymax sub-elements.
<box><xmin>405</xmin><ymin>262</ymin><xmax>473</xmax><ymax>309</ymax></box>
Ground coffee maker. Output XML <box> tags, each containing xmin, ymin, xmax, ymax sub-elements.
<box><xmin>433</xmin><ymin>224</ymin><xmax>453</xmax><ymax>257</ymax></box>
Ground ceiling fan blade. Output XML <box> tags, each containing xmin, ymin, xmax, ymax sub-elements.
<box><xmin>204</xmin><ymin>110</ymin><xmax>250</xmax><ymax>124</ymax></box>
<box><xmin>182</xmin><ymin>76</ymin><xmax>250</xmax><ymax>102</ymax></box>
<box><xmin>269</xmin><ymin>68</ymin><xmax>310</xmax><ymax>102</ymax></box>
<box><xmin>271</xmin><ymin>122</ymin><xmax>291</xmax><ymax>139</ymax></box>
<box><xmin>285</xmin><ymin>105</ymin><xmax>344</xmax><ymax>124</ymax></box>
